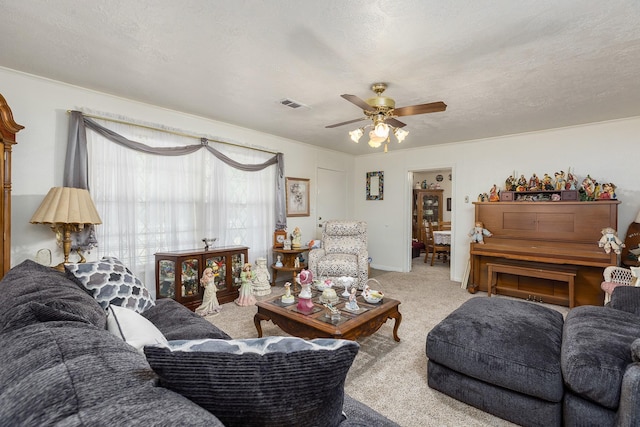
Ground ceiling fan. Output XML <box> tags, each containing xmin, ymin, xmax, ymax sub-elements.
<box><xmin>326</xmin><ymin>83</ymin><xmax>446</xmax><ymax>152</ymax></box>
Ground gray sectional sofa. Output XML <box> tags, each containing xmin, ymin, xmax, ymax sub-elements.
<box><xmin>427</xmin><ymin>289</ymin><xmax>640</xmax><ymax>427</ymax></box>
<box><xmin>0</xmin><ymin>260</ymin><xmax>397</xmax><ymax>426</ymax></box>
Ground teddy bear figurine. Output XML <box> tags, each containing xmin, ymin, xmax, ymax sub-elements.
<box><xmin>598</xmin><ymin>227</ymin><xmax>625</xmax><ymax>254</ymax></box>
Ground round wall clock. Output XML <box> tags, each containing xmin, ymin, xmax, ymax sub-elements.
<box><xmin>436</xmin><ymin>174</ymin><xmax>444</xmax><ymax>182</ymax></box>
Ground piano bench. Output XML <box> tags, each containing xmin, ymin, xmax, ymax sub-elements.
<box><xmin>487</xmin><ymin>262</ymin><xmax>577</xmax><ymax>308</ymax></box>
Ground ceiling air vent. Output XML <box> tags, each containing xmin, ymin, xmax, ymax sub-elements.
<box><xmin>279</xmin><ymin>98</ymin><xmax>309</xmax><ymax>109</ymax></box>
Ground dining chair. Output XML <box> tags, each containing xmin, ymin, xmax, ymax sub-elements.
<box><xmin>423</xmin><ymin>222</ymin><xmax>436</xmax><ymax>263</ymax></box>
<box><xmin>430</xmin><ymin>224</ymin><xmax>451</xmax><ymax>266</ymax></box>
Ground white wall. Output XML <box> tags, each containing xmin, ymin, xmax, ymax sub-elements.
<box><xmin>355</xmin><ymin>118</ymin><xmax>640</xmax><ymax>281</ymax></box>
<box><xmin>4</xmin><ymin>66</ymin><xmax>639</xmax><ymax>283</ymax></box>
<box><xmin>1</xmin><ymin>67</ymin><xmax>354</xmax><ymax>266</ymax></box>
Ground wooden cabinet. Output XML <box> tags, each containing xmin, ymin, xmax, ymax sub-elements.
<box><xmin>271</xmin><ymin>247</ymin><xmax>308</xmax><ymax>287</ymax></box>
<box><xmin>0</xmin><ymin>94</ymin><xmax>23</xmax><ymax>278</ymax></box>
<box><xmin>469</xmin><ymin>201</ymin><xmax>618</xmax><ymax>306</ymax></box>
<box><xmin>155</xmin><ymin>246</ymin><xmax>249</xmax><ymax>310</ymax></box>
<box><xmin>413</xmin><ymin>189</ymin><xmax>443</xmax><ymax>243</ymax></box>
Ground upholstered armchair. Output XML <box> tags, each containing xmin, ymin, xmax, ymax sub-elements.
<box><xmin>308</xmin><ymin>220</ymin><xmax>368</xmax><ymax>289</ymax></box>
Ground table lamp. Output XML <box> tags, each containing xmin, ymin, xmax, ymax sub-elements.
<box><xmin>30</xmin><ymin>187</ymin><xmax>102</xmax><ymax>270</ymax></box>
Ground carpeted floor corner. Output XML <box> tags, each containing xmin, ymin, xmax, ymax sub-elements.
<box><xmin>204</xmin><ymin>257</ymin><xmax>568</xmax><ymax>426</ymax></box>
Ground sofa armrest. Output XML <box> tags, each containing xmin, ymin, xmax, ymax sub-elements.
<box><xmin>609</xmin><ymin>286</ymin><xmax>640</xmax><ymax>316</ymax></box>
<box><xmin>617</xmin><ymin>362</ymin><xmax>640</xmax><ymax>427</ymax></box>
<box><xmin>308</xmin><ymin>248</ymin><xmax>326</xmax><ymax>277</ymax></box>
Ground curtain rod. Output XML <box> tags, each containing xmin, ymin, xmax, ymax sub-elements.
<box><xmin>66</xmin><ymin>110</ymin><xmax>277</xmax><ymax>155</ymax></box>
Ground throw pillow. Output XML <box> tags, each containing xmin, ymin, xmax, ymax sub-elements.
<box><xmin>66</xmin><ymin>257</ymin><xmax>154</xmax><ymax>313</ymax></box>
<box><xmin>144</xmin><ymin>337</ymin><xmax>359</xmax><ymax>427</ymax></box>
<box><xmin>106</xmin><ymin>304</ymin><xmax>168</xmax><ymax>352</ymax></box>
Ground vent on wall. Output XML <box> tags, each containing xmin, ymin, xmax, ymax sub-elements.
<box><xmin>279</xmin><ymin>98</ymin><xmax>310</xmax><ymax>109</ymax></box>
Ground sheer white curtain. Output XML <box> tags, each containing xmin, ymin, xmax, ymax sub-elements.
<box><xmin>86</xmin><ymin>119</ymin><xmax>275</xmax><ymax>295</ymax></box>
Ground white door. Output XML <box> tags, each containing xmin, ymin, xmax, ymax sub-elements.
<box><xmin>316</xmin><ymin>168</ymin><xmax>347</xmax><ymax>239</ymax></box>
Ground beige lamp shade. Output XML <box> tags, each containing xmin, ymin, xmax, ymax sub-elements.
<box><xmin>30</xmin><ymin>187</ymin><xmax>102</xmax><ymax>225</ymax></box>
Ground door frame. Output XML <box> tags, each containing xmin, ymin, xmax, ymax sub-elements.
<box><xmin>405</xmin><ymin>165</ymin><xmax>456</xmax><ymax>278</ymax></box>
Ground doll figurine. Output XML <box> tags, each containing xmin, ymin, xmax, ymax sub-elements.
<box><xmin>235</xmin><ymin>263</ymin><xmax>257</xmax><ymax>306</ymax></box>
<box><xmin>251</xmin><ymin>257</ymin><xmax>271</xmax><ymax>296</ymax></box>
<box><xmin>469</xmin><ymin>221</ymin><xmax>493</xmax><ymax>244</ymax></box>
<box><xmin>195</xmin><ymin>267</ymin><xmax>221</xmax><ymax>316</ymax></box>
<box><xmin>291</xmin><ymin>227</ymin><xmax>302</xmax><ymax>249</ymax></box>
<box><xmin>345</xmin><ymin>286</ymin><xmax>359</xmax><ymax>311</ymax></box>
<box><xmin>599</xmin><ymin>227</ymin><xmax>625</xmax><ymax>254</ymax></box>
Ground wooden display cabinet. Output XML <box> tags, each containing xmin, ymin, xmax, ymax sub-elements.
<box><xmin>155</xmin><ymin>246</ymin><xmax>249</xmax><ymax>310</ymax></box>
<box><xmin>413</xmin><ymin>189</ymin><xmax>444</xmax><ymax>243</ymax></box>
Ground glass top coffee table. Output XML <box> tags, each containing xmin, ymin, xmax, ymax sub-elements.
<box><xmin>254</xmin><ymin>290</ymin><xmax>402</xmax><ymax>342</ymax></box>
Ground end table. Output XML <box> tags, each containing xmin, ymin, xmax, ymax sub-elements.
<box><xmin>272</xmin><ymin>247</ymin><xmax>308</xmax><ymax>290</ymax></box>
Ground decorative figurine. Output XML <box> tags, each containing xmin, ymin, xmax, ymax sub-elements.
<box><xmin>251</xmin><ymin>257</ymin><xmax>271</xmax><ymax>296</ymax></box>
<box><xmin>345</xmin><ymin>287</ymin><xmax>359</xmax><ymax>312</ymax></box>
<box><xmin>275</xmin><ymin>255</ymin><xmax>283</xmax><ymax>268</ymax></box>
<box><xmin>291</xmin><ymin>227</ymin><xmax>302</xmax><ymax>249</ymax></box>
<box><xmin>505</xmin><ymin>175</ymin><xmax>516</xmax><ymax>191</ymax></box>
<box><xmin>528</xmin><ymin>173</ymin><xmax>540</xmax><ymax>191</ymax></box>
<box><xmin>581</xmin><ymin>175</ymin><xmax>597</xmax><ymax>200</ymax></box>
<box><xmin>235</xmin><ymin>263</ymin><xmax>257</xmax><ymax>306</ymax></box>
<box><xmin>283</xmin><ymin>238</ymin><xmax>292</xmax><ymax>250</ymax></box>
<box><xmin>566</xmin><ymin>168</ymin><xmax>578</xmax><ymax>190</ymax></box>
<box><xmin>469</xmin><ymin>221</ymin><xmax>493</xmax><ymax>244</ymax></box>
<box><xmin>488</xmin><ymin>184</ymin><xmax>500</xmax><ymax>202</ymax></box>
<box><xmin>599</xmin><ymin>227</ymin><xmax>625</xmax><ymax>255</ymax></box>
<box><xmin>599</xmin><ymin>183</ymin><xmax>617</xmax><ymax>199</ymax></box>
<box><xmin>281</xmin><ymin>282</ymin><xmax>294</xmax><ymax>304</ymax></box>
<box><xmin>294</xmin><ymin>256</ymin><xmax>300</xmax><ymax>268</ymax></box>
<box><xmin>516</xmin><ymin>175</ymin><xmax>528</xmax><ymax>192</ymax></box>
<box><xmin>542</xmin><ymin>173</ymin><xmax>554</xmax><ymax>190</ymax></box>
<box><xmin>195</xmin><ymin>267</ymin><xmax>221</xmax><ymax>316</ymax></box>
<box><xmin>554</xmin><ymin>171</ymin><xmax>566</xmax><ymax>191</ymax></box>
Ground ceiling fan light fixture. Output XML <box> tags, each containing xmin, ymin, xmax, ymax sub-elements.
<box><xmin>349</xmin><ymin>128</ymin><xmax>364</xmax><ymax>143</ymax></box>
<box><xmin>394</xmin><ymin>127</ymin><xmax>409</xmax><ymax>143</ymax></box>
<box><xmin>374</xmin><ymin>121</ymin><xmax>389</xmax><ymax>138</ymax></box>
<box><xmin>368</xmin><ymin>130</ymin><xmax>384</xmax><ymax>148</ymax></box>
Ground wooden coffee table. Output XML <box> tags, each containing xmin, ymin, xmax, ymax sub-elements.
<box><xmin>254</xmin><ymin>291</ymin><xmax>402</xmax><ymax>342</ymax></box>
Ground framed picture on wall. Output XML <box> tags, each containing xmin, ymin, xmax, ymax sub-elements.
<box><xmin>366</xmin><ymin>171</ymin><xmax>384</xmax><ymax>200</ymax></box>
<box><xmin>285</xmin><ymin>177</ymin><xmax>310</xmax><ymax>217</ymax></box>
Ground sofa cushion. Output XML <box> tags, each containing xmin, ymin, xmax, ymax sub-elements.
<box><xmin>0</xmin><ymin>259</ymin><xmax>106</xmax><ymax>330</ymax></box>
<box><xmin>144</xmin><ymin>337</ymin><xmax>359</xmax><ymax>427</ymax></box>
<box><xmin>106</xmin><ymin>304</ymin><xmax>168</xmax><ymax>351</ymax></box>
<box><xmin>142</xmin><ymin>298</ymin><xmax>231</xmax><ymax>340</ymax></box>
<box><xmin>562</xmin><ymin>305</ymin><xmax>640</xmax><ymax>409</ymax></box>
<box><xmin>66</xmin><ymin>256</ymin><xmax>154</xmax><ymax>313</ymax></box>
<box><xmin>427</xmin><ymin>297</ymin><xmax>564</xmax><ymax>402</ymax></box>
<box><xmin>0</xmin><ymin>302</ymin><xmax>223</xmax><ymax>426</ymax></box>
<box><xmin>610</xmin><ymin>285</ymin><xmax>640</xmax><ymax>316</ymax></box>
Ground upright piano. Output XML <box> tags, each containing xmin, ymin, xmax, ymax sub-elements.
<box><xmin>469</xmin><ymin>200</ymin><xmax>619</xmax><ymax>307</ymax></box>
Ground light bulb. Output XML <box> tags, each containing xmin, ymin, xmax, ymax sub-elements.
<box><xmin>374</xmin><ymin>122</ymin><xmax>389</xmax><ymax>138</ymax></box>
<box><xmin>394</xmin><ymin>127</ymin><xmax>409</xmax><ymax>143</ymax></box>
<box><xmin>368</xmin><ymin>131</ymin><xmax>384</xmax><ymax>148</ymax></box>
<box><xmin>349</xmin><ymin>128</ymin><xmax>364</xmax><ymax>143</ymax></box>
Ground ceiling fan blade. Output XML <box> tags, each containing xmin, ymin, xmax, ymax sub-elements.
<box><xmin>385</xmin><ymin>117</ymin><xmax>407</xmax><ymax>128</ymax></box>
<box><xmin>325</xmin><ymin>117</ymin><xmax>367</xmax><ymax>129</ymax></box>
<box><xmin>341</xmin><ymin>94</ymin><xmax>375</xmax><ymax>112</ymax></box>
<box><xmin>394</xmin><ymin>101</ymin><xmax>447</xmax><ymax>117</ymax></box>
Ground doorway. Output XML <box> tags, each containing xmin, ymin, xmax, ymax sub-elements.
<box><xmin>316</xmin><ymin>167</ymin><xmax>347</xmax><ymax>239</ymax></box>
<box><xmin>410</xmin><ymin>168</ymin><xmax>453</xmax><ymax>271</ymax></box>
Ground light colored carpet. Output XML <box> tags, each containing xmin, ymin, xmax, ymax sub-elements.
<box><xmin>206</xmin><ymin>257</ymin><xmax>568</xmax><ymax>427</ymax></box>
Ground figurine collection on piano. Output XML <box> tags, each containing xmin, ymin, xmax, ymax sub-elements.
<box><xmin>478</xmin><ymin>168</ymin><xmax>617</xmax><ymax>202</ymax></box>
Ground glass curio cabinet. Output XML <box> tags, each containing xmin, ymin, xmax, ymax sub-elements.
<box><xmin>412</xmin><ymin>189</ymin><xmax>444</xmax><ymax>245</ymax></box>
<box><xmin>155</xmin><ymin>246</ymin><xmax>249</xmax><ymax>310</ymax></box>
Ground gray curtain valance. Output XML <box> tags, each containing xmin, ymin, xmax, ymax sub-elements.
<box><xmin>64</xmin><ymin>110</ymin><xmax>287</xmax><ymax>230</ymax></box>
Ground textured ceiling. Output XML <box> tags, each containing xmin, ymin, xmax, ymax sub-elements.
<box><xmin>1</xmin><ymin>1</ymin><xmax>639</xmax><ymax>155</ymax></box>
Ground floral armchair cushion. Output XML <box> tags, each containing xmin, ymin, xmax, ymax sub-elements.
<box><xmin>309</xmin><ymin>220</ymin><xmax>368</xmax><ymax>289</ymax></box>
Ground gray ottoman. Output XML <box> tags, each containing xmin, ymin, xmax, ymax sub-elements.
<box><xmin>426</xmin><ymin>297</ymin><xmax>564</xmax><ymax>427</ymax></box>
